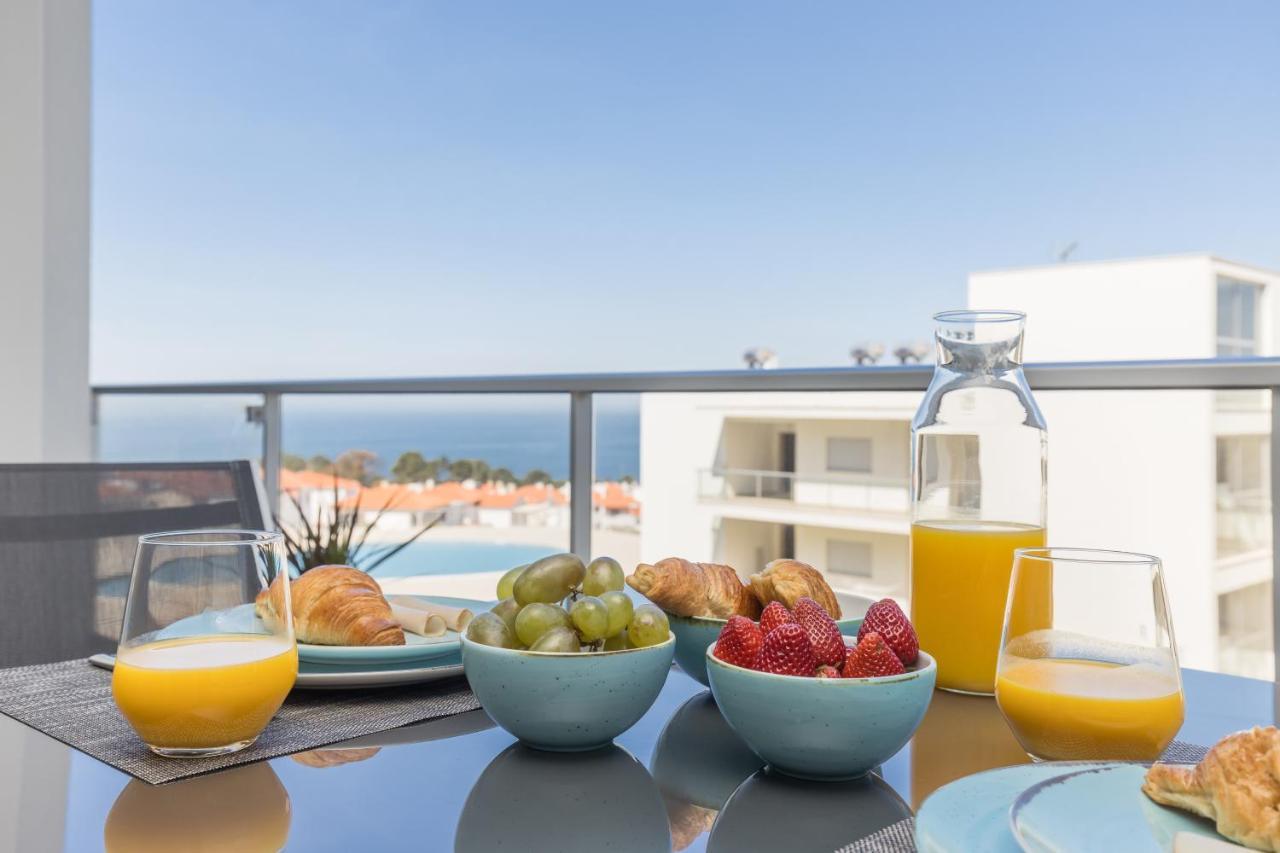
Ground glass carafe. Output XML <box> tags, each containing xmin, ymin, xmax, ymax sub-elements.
<box><xmin>910</xmin><ymin>310</ymin><xmax>1047</xmax><ymax>695</ymax></box>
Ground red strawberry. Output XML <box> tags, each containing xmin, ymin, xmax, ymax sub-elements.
<box><xmin>713</xmin><ymin>616</ymin><xmax>764</xmax><ymax>668</ymax></box>
<box><xmin>857</xmin><ymin>598</ymin><xmax>919</xmax><ymax>665</ymax></box>
<box><xmin>753</xmin><ymin>623</ymin><xmax>817</xmax><ymax>676</ymax></box>
<box><xmin>793</xmin><ymin>597</ymin><xmax>846</xmax><ymax>667</ymax></box>
<box><xmin>759</xmin><ymin>601</ymin><xmax>795</xmax><ymax>635</ymax></box>
<box><xmin>842</xmin><ymin>631</ymin><xmax>906</xmax><ymax>678</ymax></box>
<box><xmin>815</xmin><ymin>664</ymin><xmax>842</xmax><ymax>679</ymax></box>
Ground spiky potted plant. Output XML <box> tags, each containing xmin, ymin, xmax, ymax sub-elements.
<box><xmin>276</xmin><ymin>477</ymin><xmax>440</xmax><ymax>575</ymax></box>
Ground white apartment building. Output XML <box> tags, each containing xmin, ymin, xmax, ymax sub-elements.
<box><xmin>639</xmin><ymin>254</ymin><xmax>1280</xmax><ymax>677</ymax></box>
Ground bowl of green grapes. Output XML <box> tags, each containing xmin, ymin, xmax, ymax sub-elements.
<box><xmin>461</xmin><ymin>554</ymin><xmax>675</xmax><ymax>752</ymax></box>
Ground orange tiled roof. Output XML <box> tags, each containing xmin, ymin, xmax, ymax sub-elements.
<box><xmin>593</xmin><ymin>482</ymin><xmax>639</xmax><ymax>512</ymax></box>
<box><xmin>279</xmin><ymin>469</ymin><xmax>362</xmax><ymax>493</ymax></box>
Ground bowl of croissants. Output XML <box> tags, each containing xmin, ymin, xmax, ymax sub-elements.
<box><xmin>625</xmin><ymin>558</ymin><xmax>868</xmax><ymax>687</ymax></box>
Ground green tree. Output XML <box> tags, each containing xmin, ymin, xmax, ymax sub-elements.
<box><xmin>522</xmin><ymin>468</ymin><xmax>552</xmax><ymax>485</ymax></box>
<box><xmin>448</xmin><ymin>459</ymin><xmax>474</xmax><ymax>481</ymax></box>
<box><xmin>618</xmin><ymin>474</ymin><xmax>636</xmax><ymax>485</ymax></box>
<box><xmin>307</xmin><ymin>455</ymin><xmax>333</xmax><ymax>473</ymax></box>
<box><xmin>471</xmin><ymin>460</ymin><xmax>491</xmax><ymax>483</ymax></box>
<box><xmin>392</xmin><ymin>451</ymin><xmax>431</xmax><ymax>483</ymax></box>
<box><xmin>425</xmin><ymin>456</ymin><xmax>448</xmax><ymax>481</ymax></box>
<box><xmin>282</xmin><ymin>453</ymin><xmax>307</xmax><ymax>472</ymax></box>
<box><xmin>335</xmin><ymin>449</ymin><xmax>379</xmax><ymax>486</ymax></box>
<box><xmin>490</xmin><ymin>467</ymin><xmax>517</xmax><ymax>484</ymax></box>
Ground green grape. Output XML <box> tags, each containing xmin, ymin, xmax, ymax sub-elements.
<box><xmin>496</xmin><ymin>564</ymin><xmax>528</xmax><ymax>600</ymax></box>
<box><xmin>582</xmin><ymin>556</ymin><xmax>625</xmax><ymax>596</ymax></box>
<box><xmin>599</xmin><ymin>590</ymin><xmax>634</xmax><ymax>638</ymax></box>
<box><xmin>514</xmin><ymin>602</ymin><xmax>571</xmax><ymax>647</ymax></box>
<box><xmin>513</xmin><ymin>553</ymin><xmax>587</xmax><ymax>605</ymax></box>
<box><xmin>490</xmin><ymin>597</ymin><xmax>521</xmax><ymax>636</ymax></box>
<box><xmin>602</xmin><ymin>632</ymin><xmax>631</xmax><ymax>651</ymax></box>
<box><xmin>626</xmin><ymin>604</ymin><xmax>670</xmax><ymax>649</ymax></box>
<box><xmin>570</xmin><ymin>596</ymin><xmax>610</xmax><ymax>642</ymax></box>
<box><xmin>465</xmin><ymin>612</ymin><xmax>516</xmax><ymax>648</ymax></box>
<box><xmin>529</xmin><ymin>626</ymin><xmax>581</xmax><ymax>653</ymax></box>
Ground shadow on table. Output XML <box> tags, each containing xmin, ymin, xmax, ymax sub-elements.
<box><xmin>708</xmin><ymin>769</ymin><xmax>910</xmax><ymax>852</ymax></box>
<box><xmin>103</xmin><ymin>763</ymin><xmax>291</xmax><ymax>852</ymax></box>
<box><xmin>455</xmin><ymin>743</ymin><xmax>670</xmax><ymax>853</ymax></box>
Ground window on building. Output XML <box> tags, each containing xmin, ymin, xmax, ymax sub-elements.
<box><xmin>1217</xmin><ymin>278</ymin><xmax>1263</xmax><ymax>356</ymax></box>
<box><xmin>827</xmin><ymin>539</ymin><xmax>873</xmax><ymax>578</ymax></box>
<box><xmin>827</xmin><ymin>437</ymin><xmax>872</xmax><ymax>473</ymax></box>
<box><xmin>1217</xmin><ymin>435</ymin><xmax>1268</xmax><ymax>493</ymax></box>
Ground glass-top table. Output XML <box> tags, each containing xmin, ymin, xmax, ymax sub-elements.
<box><xmin>2</xmin><ymin>666</ymin><xmax>1272</xmax><ymax>852</ymax></box>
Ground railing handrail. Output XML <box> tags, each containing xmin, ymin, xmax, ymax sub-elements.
<box><xmin>702</xmin><ymin>466</ymin><xmax>908</xmax><ymax>487</ymax></box>
<box><xmin>89</xmin><ymin>356</ymin><xmax>1280</xmax><ymax>395</ymax></box>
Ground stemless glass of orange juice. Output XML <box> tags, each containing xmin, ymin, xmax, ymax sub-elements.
<box><xmin>995</xmin><ymin>548</ymin><xmax>1184</xmax><ymax>762</ymax></box>
<box><xmin>113</xmin><ymin>530</ymin><xmax>297</xmax><ymax>757</ymax></box>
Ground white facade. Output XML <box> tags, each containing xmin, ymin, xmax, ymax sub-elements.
<box><xmin>970</xmin><ymin>254</ymin><xmax>1280</xmax><ymax>674</ymax></box>
<box><xmin>0</xmin><ymin>0</ymin><xmax>92</xmax><ymax>464</ymax></box>
<box><xmin>640</xmin><ymin>254</ymin><xmax>1280</xmax><ymax>677</ymax></box>
<box><xmin>640</xmin><ymin>391</ymin><xmax>918</xmax><ymax>600</ymax></box>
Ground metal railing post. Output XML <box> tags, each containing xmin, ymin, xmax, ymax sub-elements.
<box><xmin>262</xmin><ymin>392</ymin><xmax>283</xmax><ymax>522</ymax></box>
<box><xmin>570</xmin><ymin>391</ymin><xmax>593</xmax><ymax>559</ymax></box>
<box><xmin>1270</xmin><ymin>387</ymin><xmax>1280</xmax><ymax>705</ymax></box>
<box><xmin>89</xmin><ymin>390</ymin><xmax>100</xmax><ymax>461</ymax></box>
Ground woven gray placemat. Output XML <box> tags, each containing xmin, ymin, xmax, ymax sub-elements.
<box><xmin>0</xmin><ymin>658</ymin><xmax>479</xmax><ymax>785</ymax></box>
<box><xmin>832</xmin><ymin>740</ymin><xmax>1210</xmax><ymax>853</ymax></box>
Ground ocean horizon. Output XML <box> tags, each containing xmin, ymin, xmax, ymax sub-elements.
<box><xmin>98</xmin><ymin>398</ymin><xmax>641</xmax><ymax>482</ymax></box>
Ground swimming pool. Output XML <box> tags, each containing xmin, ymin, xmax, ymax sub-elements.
<box><xmin>367</xmin><ymin>540</ymin><xmax>560</xmax><ymax>578</ymax></box>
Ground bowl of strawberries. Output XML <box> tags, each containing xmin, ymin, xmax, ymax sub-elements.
<box><xmin>704</xmin><ymin>597</ymin><xmax>935</xmax><ymax>781</ymax></box>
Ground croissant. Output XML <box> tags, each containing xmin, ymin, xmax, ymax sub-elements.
<box><xmin>255</xmin><ymin>565</ymin><xmax>405</xmax><ymax>646</ymax></box>
<box><xmin>626</xmin><ymin>558</ymin><xmax>761</xmax><ymax>619</ymax></box>
<box><xmin>1143</xmin><ymin>727</ymin><xmax>1280</xmax><ymax>851</ymax></box>
<box><xmin>748</xmin><ymin>559</ymin><xmax>841</xmax><ymax>619</ymax></box>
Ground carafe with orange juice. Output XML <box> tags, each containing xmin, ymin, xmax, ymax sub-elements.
<box><xmin>910</xmin><ymin>310</ymin><xmax>1048</xmax><ymax>695</ymax></box>
<box><xmin>114</xmin><ymin>530</ymin><xmax>297</xmax><ymax>757</ymax></box>
<box><xmin>995</xmin><ymin>548</ymin><xmax>1185</xmax><ymax>761</ymax></box>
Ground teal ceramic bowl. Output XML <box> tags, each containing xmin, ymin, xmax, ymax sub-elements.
<box><xmin>460</xmin><ymin>633</ymin><xmax>675</xmax><ymax>752</ymax></box>
<box><xmin>669</xmin><ymin>611</ymin><xmax>865</xmax><ymax>687</ymax></box>
<box><xmin>705</xmin><ymin>639</ymin><xmax>935</xmax><ymax>781</ymax></box>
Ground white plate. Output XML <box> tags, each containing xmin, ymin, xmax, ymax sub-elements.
<box><xmin>294</xmin><ymin>658</ymin><xmax>465</xmax><ymax>690</ymax></box>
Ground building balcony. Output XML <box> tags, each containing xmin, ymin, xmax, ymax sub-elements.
<box><xmin>696</xmin><ymin>467</ymin><xmax>909</xmax><ymax>533</ymax></box>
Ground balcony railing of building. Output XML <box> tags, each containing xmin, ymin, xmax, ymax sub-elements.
<box><xmin>92</xmin><ymin>357</ymin><xmax>1280</xmax><ymax>678</ymax></box>
<box><xmin>698</xmin><ymin>467</ymin><xmax>909</xmax><ymax>513</ymax></box>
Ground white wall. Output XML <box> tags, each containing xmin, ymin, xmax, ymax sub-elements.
<box><xmin>969</xmin><ymin>257</ymin><xmax>1223</xmax><ymax>669</ymax></box>
<box><xmin>969</xmin><ymin>255</ymin><xmax>1218</xmax><ymax>360</ymax></box>
<box><xmin>0</xmin><ymin>0</ymin><xmax>92</xmax><ymax>462</ymax></box>
<box><xmin>640</xmin><ymin>390</ymin><xmax>916</xmax><ymax>570</ymax></box>
<box><xmin>795</xmin><ymin>525</ymin><xmax>908</xmax><ymax>597</ymax></box>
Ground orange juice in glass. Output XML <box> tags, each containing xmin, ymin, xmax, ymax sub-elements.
<box><xmin>113</xmin><ymin>635</ymin><xmax>297</xmax><ymax>752</ymax></box>
<box><xmin>114</xmin><ymin>530</ymin><xmax>296</xmax><ymax>757</ymax></box>
<box><xmin>995</xmin><ymin>548</ymin><xmax>1184</xmax><ymax>761</ymax></box>
<box><xmin>910</xmin><ymin>310</ymin><xmax>1048</xmax><ymax>695</ymax></box>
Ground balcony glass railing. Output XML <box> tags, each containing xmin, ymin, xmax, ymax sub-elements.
<box><xmin>92</xmin><ymin>357</ymin><xmax>1280</xmax><ymax>682</ymax></box>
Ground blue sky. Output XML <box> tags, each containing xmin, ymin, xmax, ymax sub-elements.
<box><xmin>92</xmin><ymin>1</ymin><xmax>1280</xmax><ymax>382</ymax></box>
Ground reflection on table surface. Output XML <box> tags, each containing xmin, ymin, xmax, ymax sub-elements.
<box><xmin>909</xmin><ymin>686</ymin><xmax>1030</xmax><ymax>808</ymax></box>
<box><xmin>457</xmin><ymin>744</ymin><xmax>670</xmax><ymax>853</ymax></box>
<box><xmin>0</xmin><ymin>666</ymin><xmax>1269</xmax><ymax>852</ymax></box>
<box><xmin>104</xmin><ymin>763</ymin><xmax>291</xmax><ymax>852</ymax></box>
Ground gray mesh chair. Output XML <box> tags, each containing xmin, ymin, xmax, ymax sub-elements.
<box><xmin>0</xmin><ymin>461</ymin><xmax>269</xmax><ymax>667</ymax></box>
